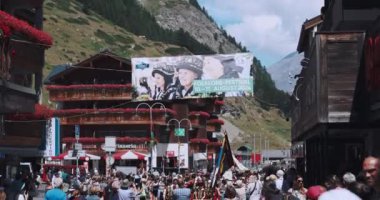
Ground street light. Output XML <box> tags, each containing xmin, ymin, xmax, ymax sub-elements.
<box><xmin>136</xmin><ymin>102</ymin><xmax>167</xmax><ymax>172</ymax></box>
<box><xmin>166</xmin><ymin>118</ymin><xmax>193</xmax><ymax>174</ymax></box>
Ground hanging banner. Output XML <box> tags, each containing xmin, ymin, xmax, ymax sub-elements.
<box><xmin>44</xmin><ymin>118</ymin><xmax>60</xmax><ymax>157</ymax></box>
<box><xmin>132</xmin><ymin>53</ymin><xmax>254</xmax><ymax>101</ymax></box>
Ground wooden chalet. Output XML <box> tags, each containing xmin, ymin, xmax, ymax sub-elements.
<box><xmin>0</xmin><ymin>0</ymin><xmax>52</xmax><ymax>177</ymax></box>
<box><xmin>45</xmin><ymin>51</ymin><xmax>223</xmax><ymax>174</ymax></box>
<box><xmin>292</xmin><ymin>0</ymin><xmax>380</xmax><ymax>184</ymax></box>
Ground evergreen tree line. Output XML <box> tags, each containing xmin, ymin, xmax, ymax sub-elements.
<box><xmin>79</xmin><ymin>0</ymin><xmax>289</xmax><ymax>115</ymax></box>
<box><xmin>253</xmin><ymin>58</ymin><xmax>290</xmax><ymax>115</ymax></box>
<box><xmin>80</xmin><ymin>0</ymin><xmax>214</xmax><ymax>55</ymax></box>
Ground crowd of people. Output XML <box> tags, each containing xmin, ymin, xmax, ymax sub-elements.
<box><xmin>0</xmin><ymin>156</ymin><xmax>379</xmax><ymax>199</ymax></box>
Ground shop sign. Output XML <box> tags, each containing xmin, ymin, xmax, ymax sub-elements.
<box><xmin>117</xmin><ymin>144</ymin><xmax>137</xmax><ymax>149</ymax></box>
<box><xmin>175</xmin><ymin>128</ymin><xmax>185</xmax><ymax>137</ymax></box>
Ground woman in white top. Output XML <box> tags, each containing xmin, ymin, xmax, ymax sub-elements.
<box><xmin>246</xmin><ymin>174</ymin><xmax>262</xmax><ymax>200</ymax></box>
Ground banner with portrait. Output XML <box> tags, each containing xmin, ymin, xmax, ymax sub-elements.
<box><xmin>131</xmin><ymin>53</ymin><xmax>254</xmax><ymax>101</ymax></box>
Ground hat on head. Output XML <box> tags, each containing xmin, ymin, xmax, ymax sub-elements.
<box><xmin>152</xmin><ymin>63</ymin><xmax>175</xmax><ymax>77</ymax></box>
<box><xmin>343</xmin><ymin>172</ymin><xmax>356</xmax><ymax>184</ymax></box>
<box><xmin>266</xmin><ymin>174</ymin><xmax>277</xmax><ymax>181</ymax></box>
<box><xmin>276</xmin><ymin>170</ymin><xmax>285</xmax><ymax>178</ymax></box>
<box><xmin>176</xmin><ymin>57</ymin><xmax>203</xmax><ymax>77</ymax></box>
<box><xmin>306</xmin><ymin>185</ymin><xmax>326</xmax><ymax>200</ymax></box>
<box><xmin>53</xmin><ymin>177</ymin><xmax>63</xmax><ymax>188</ymax></box>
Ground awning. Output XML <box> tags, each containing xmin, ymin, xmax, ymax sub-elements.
<box><xmin>113</xmin><ymin>150</ymin><xmax>148</xmax><ymax>160</ymax></box>
<box><xmin>52</xmin><ymin>152</ymin><xmax>101</xmax><ymax>160</ymax></box>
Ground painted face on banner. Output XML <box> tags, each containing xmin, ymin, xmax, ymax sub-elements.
<box><xmin>153</xmin><ymin>73</ymin><xmax>165</xmax><ymax>89</ymax></box>
<box><xmin>178</xmin><ymin>68</ymin><xmax>198</xmax><ymax>88</ymax></box>
<box><xmin>203</xmin><ymin>57</ymin><xmax>224</xmax><ymax>79</ymax></box>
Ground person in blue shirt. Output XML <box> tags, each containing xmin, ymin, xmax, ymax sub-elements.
<box><xmin>172</xmin><ymin>178</ymin><xmax>191</xmax><ymax>200</ymax></box>
<box><xmin>45</xmin><ymin>177</ymin><xmax>66</xmax><ymax>200</ymax></box>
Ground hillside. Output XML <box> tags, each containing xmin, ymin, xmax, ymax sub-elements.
<box><xmin>43</xmin><ymin>0</ymin><xmax>191</xmax><ymax>70</ymax></box>
<box><xmin>42</xmin><ymin>0</ymin><xmax>291</xmax><ymax>149</ymax></box>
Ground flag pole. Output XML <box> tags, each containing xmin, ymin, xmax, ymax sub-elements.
<box><xmin>210</xmin><ymin>130</ymin><xmax>227</xmax><ymax>189</ymax></box>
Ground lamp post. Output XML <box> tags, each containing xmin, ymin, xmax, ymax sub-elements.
<box><xmin>166</xmin><ymin>118</ymin><xmax>193</xmax><ymax>174</ymax></box>
<box><xmin>136</xmin><ymin>102</ymin><xmax>167</xmax><ymax>172</ymax></box>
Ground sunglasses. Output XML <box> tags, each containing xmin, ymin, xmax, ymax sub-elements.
<box><xmin>297</xmin><ymin>180</ymin><xmax>303</xmax><ymax>183</ymax></box>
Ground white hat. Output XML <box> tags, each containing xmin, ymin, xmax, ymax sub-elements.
<box><xmin>343</xmin><ymin>172</ymin><xmax>356</xmax><ymax>184</ymax></box>
<box><xmin>276</xmin><ymin>170</ymin><xmax>285</xmax><ymax>178</ymax></box>
<box><xmin>53</xmin><ymin>177</ymin><xmax>63</xmax><ymax>188</ymax></box>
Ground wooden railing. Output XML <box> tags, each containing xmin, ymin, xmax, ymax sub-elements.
<box><xmin>46</xmin><ymin>84</ymin><xmax>133</xmax><ymax>102</ymax></box>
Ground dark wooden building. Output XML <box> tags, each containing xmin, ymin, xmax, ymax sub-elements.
<box><xmin>0</xmin><ymin>0</ymin><xmax>52</xmax><ymax>178</ymax></box>
<box><xmin>291</xmin><ymin>0</ymin><xmax>380</xmax><ymax>185</ymax></box>
<box><xmin>45</xmin><ymin>51</ymin><xmax>224</xmax><ymax>174</ymax></box>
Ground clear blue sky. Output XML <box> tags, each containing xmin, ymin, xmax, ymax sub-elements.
<box><xmin>198</xmin><ymin>0</ymin><xmax>324</xmax><ymax>66</ymax></box>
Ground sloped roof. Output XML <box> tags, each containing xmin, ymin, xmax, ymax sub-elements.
<box><xmin>237</xmin><ymin>145</ymin><xmax>253</xmax><ymax>152</ymax></box>
<box><xmin>44</xmin><ymin>51</ymin><xmax>131</xmax><ymax>84</ymax></box>
<box><xmin>297</xmin><ymin>15</ymin><xmax>324</xmax><ymax>53</ymax></box>
<box><xmin>44</xmin><ymin>64</ymin><xmax>71</xmax><ymax>84</ymax></box>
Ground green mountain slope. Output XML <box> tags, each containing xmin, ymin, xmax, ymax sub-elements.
<box><xmin>42</xmin><ymin>0</ymin><xmax>290</xmax><ymax>149</ymax></box>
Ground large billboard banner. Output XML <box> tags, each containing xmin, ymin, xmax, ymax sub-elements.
<box><xmin>132</xmin><ymin>53</ymin><xmax>253</xmax><ymax>101</ymax></box>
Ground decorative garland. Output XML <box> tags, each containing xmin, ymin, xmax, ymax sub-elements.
<box><xmin>214</xmin><ymin>100</ymin><xmax>224</xmax><ymax>105</ymax></box>
<box><xmin>189</xmin><ymin>138</ymin><xmax>210</xmax><ymax>144</ymax></box>
<box><xmin>6</xmin><ymin>104</ymin><xmax>53</xmax><ymax>120</ymax></box>
<box><xmin>207</xmin><ymin>119</ymin><xmax>224</xmax><ymax>125</ymax></box>
<box><xmin>62</xmin><ymin>137</ymin><xmax>151</xmax><ymax>143</ymax></box>
<box><xmin>45</xmin><ymin>84</ymin><xmax>133</xmax><ymax>90</ymax></box>
<box><xmin>189</xmin><ymin>111</ymin><xmax>210</xmax><ymax>118</ymax></box>
<box><xmin>208</xmin><ymin>141</ymin><xmax>222</xmax><ymax>146</ymax></box>
<box><xmin>54</xmin><ymin>108</ymin><xmax>176</xmax><ymax>116</ymax></box>
<box><xmin>0</xmin><ymin>10</ymin><xmax>53</xmax><ymax>46</ymax></box>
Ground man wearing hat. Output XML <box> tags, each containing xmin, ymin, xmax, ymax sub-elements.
<box><xmin>45</xmin><ymin>177</ymin><xmax>66</xmax><ymax>200</ymax></box>
<box><xmin>151</xmin><ymin>63</ymin><xmax>177</xmax><ymax>100</ymax></box>
<box><xmin>176</xmin><ymin>57</ymin><xmax>203</xmax><ymax>98</ymax></box>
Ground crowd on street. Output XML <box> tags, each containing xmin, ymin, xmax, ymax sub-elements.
<box><xmin>0</xmin><ymin>156</ymin><xmax>379</xmax><ymax>200</ymax></box>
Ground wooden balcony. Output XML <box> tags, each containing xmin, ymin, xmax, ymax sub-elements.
<box><xmin>55</xmin><ymin>108</ymin><xmax>175</xmax><ymax>125</ymax></box>
<box><xmin>46</xmin><ymin>84</ymin><xmax>134</xmax><ymax>102</ymax></box>
<box><xmin>206</xmin><ymin>119</ymin><xmax>224</xmax><ymax>132</ymax></box>
<box><xmin>188</xmin><ymin>111</ymin><xmax>210</xmax><ymax>127</ymax></box>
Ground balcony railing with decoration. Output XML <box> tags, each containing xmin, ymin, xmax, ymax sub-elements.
<box><xmin>189</xmin><ymin>138</ymin><xmax>210</xmax><ymax>144</ymax></box>
<box><xmin>55</xmin><ymin>108</ymin><xmax>175</xmax><ymax>125</ymax></box>
<box><xmin>46</xmin><ymin>84</ymin><xmax>134</xmax><ymax>102</ymax></box>
<box><xmin>206</xmin><ymin>119</ymin><xmax>224</xmax><ymax>132</ymax></box>
<box><xmin>188</xmin><ymin>111</ymin><xmax>210</xmax><ymax>127</ymax></box>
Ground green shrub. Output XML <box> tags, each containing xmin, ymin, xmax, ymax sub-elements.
<box><xmin>94</xmin><ymin>30</ymin><xmax>117</xmax><ymax>45</ymax></box>
<box><xmin>63</xmin><ymin>17</ymin><xmax>90</xmax><ymax>25</ymax></box>
<box><xmin>114</xmin><ymin>34</ymin><xmax>134</xmax><ymax>44</ymax></box>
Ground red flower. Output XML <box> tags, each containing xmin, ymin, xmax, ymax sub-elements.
<box><xmin>0</xmin><ymin>10</ymin><xmax>53</xmax><ymax>47</ymax></box>
<box><xmin>189</xmin><ymin>111</ymin><xmax>210</xmax><ymax>118</ymax></box>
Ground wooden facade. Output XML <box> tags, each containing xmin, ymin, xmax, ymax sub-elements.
<box><xmin>0</xmin><ymin>0</ymin><xmax>49</xmax><ymax>113</ymax></box>
<box><xmin>292</xmin><ymin>0</ymin><xmax>380</xmax><ymax>185</ymax></box>
<box><xmin>45</xmin><ymin>51</ymin><xmax>223</xmax><ymax>173</ymax></box>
